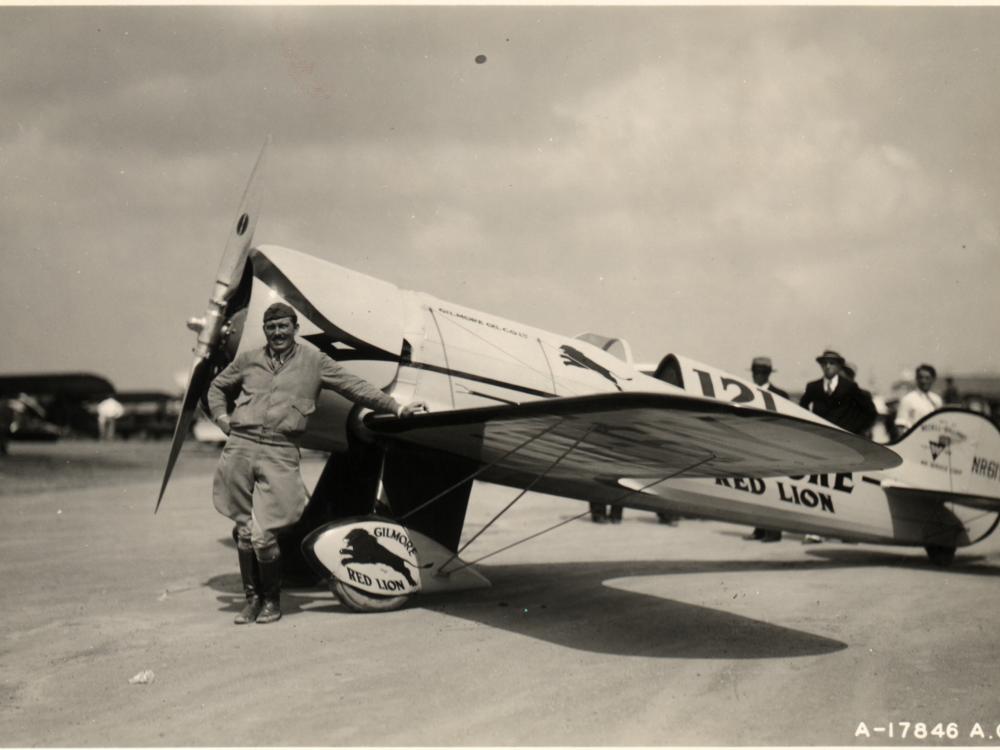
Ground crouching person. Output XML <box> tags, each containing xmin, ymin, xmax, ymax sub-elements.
<box><xmin>208</xmin><ymin>302</ymin><xmax>426</xmax><ymax>624</ymax></box>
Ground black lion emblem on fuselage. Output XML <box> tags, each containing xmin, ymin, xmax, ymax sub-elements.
<box><xmin>340</xmin><ymin>528</ymin><xmax>417</xmax><ymax>587</ymax></box>
<box><xmin>559</xmin><ymin>344</ymin><xmax>630</xmax><ymax>391</ymax></box>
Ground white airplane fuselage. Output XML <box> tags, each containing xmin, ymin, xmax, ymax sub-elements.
<box><xmin>234</xmin><ymin>245</ymin><xmax>999</xmax><ymax>553</ymax></box>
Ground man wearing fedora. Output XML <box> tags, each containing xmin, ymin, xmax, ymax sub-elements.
<box><xmin>798</xmin><ymin>349</ymin><xmax>875</xmax><ymax>544</ymax></box>
<box><xmin>745</xmin><ymin>356</ymin><xmax>788</xmax><ymax>542</ymax></box>
<box><xmin>799</xmin><ymin>349</ymin><xmax>874</xmax><ymax>435</ymax></box>
<box><xmin>749</xmin><ymin>356</ymin><xmax>789</xmax><ymax>399</ymax></box>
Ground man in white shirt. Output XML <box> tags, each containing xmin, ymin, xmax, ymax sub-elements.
<box><xmin>96</xmin><ymin>396</ymin><xmax>124</xmax><ymax>440</ymax></box>
<box><xmin>895</xmin><ymin>364</ymin><xmax>943</xmax><ymax>433</ymax></box>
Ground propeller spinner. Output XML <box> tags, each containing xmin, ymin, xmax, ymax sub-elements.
<box><xmin>155</xmin><ymin>136</ymin><xmax>271</xmax><ymax>512</ymax></box>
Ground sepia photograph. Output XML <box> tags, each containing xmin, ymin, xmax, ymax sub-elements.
<box><xmin>2</xmin><ymin>4</ymin><xmax>999</xmax><ymax>746</ymax></box>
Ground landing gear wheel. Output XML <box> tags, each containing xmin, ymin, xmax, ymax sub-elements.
<box><xmin>925</xmin><ymin>545</ymin><xmax>956</xmax><ymax>566</ymax></box>
<box><xmin>331</xmin><ymin>578</ymin><xmax>410</xmax><ymax>613</ymax></box>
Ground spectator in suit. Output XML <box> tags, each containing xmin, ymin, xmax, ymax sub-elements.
<box><xmin>841</xmin><ymin>362</ymin><xmax>879</xmax><ymax>438</ymax></box>
<box><xmin>800</xmin><ymin>350</ymin><xmax>875</xmax><ymax>434</ymax></box>
<box><xmin>745</xmin><ymin>356</ymin><xmax>788</xmax><ymax>543</ymax></box>
<box><xmin>799</xmin><ymin>351</ymin><xmax>877</xmax><ymax>544</ymax></box>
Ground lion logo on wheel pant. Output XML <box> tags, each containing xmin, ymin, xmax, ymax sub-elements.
<box><xmin>340</xmin><ymin>528</ymin><xmax>418</xmax><ymax>587</ymax></box>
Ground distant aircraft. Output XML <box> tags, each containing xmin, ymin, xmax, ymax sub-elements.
<box><xmin>113</xmin><ymin>391</ymin><xmax>180</xmax><ymax>440</ymax></box>
<box><xmin>0</xmin><ymin>372</ymin><xmax>115</xmax><ymax>440</ymax></box>
<box><xmin>157</xmin><ymin>139</ymin><xmax>1000</xmax><ymax>612</ymax></box>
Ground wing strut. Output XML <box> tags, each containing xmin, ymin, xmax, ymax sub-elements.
<box><xmin>395</xmin><ymin>419</ymin><xmax>565</xmax><ymax>523</ymax></box>
<box><xmin>439</xmin><ymin>452</ymin><xmax>718</xmax><ymax>576</ymax></box>
<box><xmin>436</xmin><ymin>425</ymin><xmax>597</xmax><ymax>574</ymax></box>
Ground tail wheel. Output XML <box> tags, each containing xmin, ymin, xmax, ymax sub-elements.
<box><xmin>925</xmin><ymin>545</ymin><xmax>956</xmax><ymax>566</ymax></box>
<box><xmin>331</xmin><ymin>579</ymin><xmax>410</xmax><ymax>613</ymax></box>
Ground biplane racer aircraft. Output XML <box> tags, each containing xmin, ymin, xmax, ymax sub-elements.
<box><xmin>158</xmin><ymin>141</ymin><xmax>1000</xmax><ymax>612</ymax></box>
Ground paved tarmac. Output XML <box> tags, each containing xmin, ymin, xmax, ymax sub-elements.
<box><xmin>3</xmin><ymin>444</ymin><xmax>1000</xmax><ymax>746</ymax></box>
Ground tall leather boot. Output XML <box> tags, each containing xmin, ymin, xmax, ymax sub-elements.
<box><xmin>256</xmin><ymin>557</ymin><xmax>282</xmax><ymax>624</ymax></box>
<box><xmin>234</xmin><ymin>547</ymin><xmax>263</xmax><ymax>625</ymax></box>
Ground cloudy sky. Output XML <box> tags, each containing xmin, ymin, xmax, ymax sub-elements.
<box><xmin>2</xmin><ymin>5</ymin><xmax>998</xmax><ymax>394</ymax></box>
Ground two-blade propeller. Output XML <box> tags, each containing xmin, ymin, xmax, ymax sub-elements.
<box><xmin>155</xmin><ymin>136</ymin><xmax>271</xmax><ymax>513</ymax></box>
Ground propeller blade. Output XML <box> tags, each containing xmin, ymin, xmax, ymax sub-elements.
<box><xmin>194</xmin><ymin>135</ymin><xmax>271</xmax><ymax>363</ymax></box>
<box><xmin>155</xmin><ymin>357</ymin><xmax>215</xmax><ymax>513</ymax></box>
<box><xmin>156</xmin><ymin>136</ymin><xmax>271</xmax><ymax>513</ymax></box>
<box><xmin>215</xmin><ymin>134</ymin><xmax>271</xmax><ymax>301</ymax></box>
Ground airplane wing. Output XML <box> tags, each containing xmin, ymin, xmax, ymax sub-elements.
<box><xmin>366</xmin><ymin>392</ymin><xmax>901</xmax><ymax>491</ymax></box>
<box><xmin>0</xmin><ymin>373</ymin><xmax>114</xmax><ymax>400</ymax></box>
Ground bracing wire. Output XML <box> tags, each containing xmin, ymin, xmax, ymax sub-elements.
<box><xmin>396</xmin><ymin>419</ymin><xmax>565</xmax><ymax>522</ymax></box>
<box><xmin>436</xmin><ymin>425</ymin><xmax>596</xmax><ymax>574</ymax></box>
<box><xmin>439</xmin><ymin>452</ymin><xmax>718</xmax><ymax>575</ymax></box>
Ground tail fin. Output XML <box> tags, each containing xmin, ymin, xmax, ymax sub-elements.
<box><xmin>883</xmin><ymin>408</ymin><xmax>1000</xmax><ymax>510</ymax></box>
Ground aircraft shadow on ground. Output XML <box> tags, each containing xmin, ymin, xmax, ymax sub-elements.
<box><xmin>419</xmin><ymin>559</ymin><xmax>851</xmax><ymax>659</ymax></box>
<box><xmin>204</xmin><ymin>552</ymin><xmax>848</xmax><ymax>658</ymax></box>
<box><xmin>202</xmin><ymin>534</ymin><xmax>998</xmax><ymax>657</ymax></box>
<box><xmin>416</xmin><ymin>544</ymin><xmax>998</xmax><ymax>655</ymax></box>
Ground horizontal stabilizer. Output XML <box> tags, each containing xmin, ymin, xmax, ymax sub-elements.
<box><xmin>367</xmin><ymin>392</ymin><xmax>900</xmax><ymax>488</ymax></box>
<box><xmin>883</xmin><ymin>484</ymin><xmax>1000</xmax><ymax>513</ymax></box>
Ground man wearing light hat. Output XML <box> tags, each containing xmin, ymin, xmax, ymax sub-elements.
<box><xmin>799</xmin><ymin>349</ymin><xmax>871</xmax><ymax>435</ymax></box>
<box><xmin>745</xmin><ymin>356</ymin><xmax>788</xmax><ymax>542</ymax></box>
<box><xmin>208</xmin><ymin>301</ymin><xmax>427</xmax><ymax>625</ymax></box>
<box><xmin>749</xmin><ymin>356</ymin><xmax>789</xmax><ymax>399</ymax></box>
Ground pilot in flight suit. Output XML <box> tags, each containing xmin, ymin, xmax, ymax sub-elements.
<box><xmin>208</xmin><ymin>301</ymin><xmax>425</xmax><ymax>624</ymax></box>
